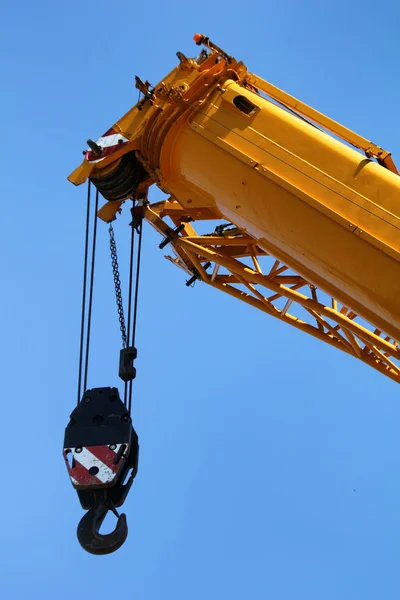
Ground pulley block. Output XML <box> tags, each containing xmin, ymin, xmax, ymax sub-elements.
<box><xmin>63</xmin><ymin>387</ymin><xmax>139</xmax><ymax>510</ymax></box>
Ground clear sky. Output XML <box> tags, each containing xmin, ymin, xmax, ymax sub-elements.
<box><xmin>2</xmin><ymin>1</ymin><xmax>400</xmax><ymax>598</ymax></box>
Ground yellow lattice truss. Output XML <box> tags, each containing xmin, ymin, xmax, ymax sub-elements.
<box><xmin>144</xmin><ymin>199</ymin><xmax>400</xmax><ymax>384</ymax></box>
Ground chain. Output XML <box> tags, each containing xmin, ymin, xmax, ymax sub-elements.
<box><xmin>109</xmin><ymin>224</ymin><xmax>127</xmax><ymax>347</ymax></box>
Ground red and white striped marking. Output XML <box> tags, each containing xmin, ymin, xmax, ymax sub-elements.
<box><xmin>86</xmin><ymin>127</ymin><xmax>129</xmax><ymax>163</ymax></box>
<box><xmin>63</xmin><ymin>443</ymin><xmax>128</xmax><ymax>489</ymax></box>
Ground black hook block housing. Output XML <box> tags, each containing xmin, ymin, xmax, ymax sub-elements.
<box><xmin>64</xmin><ymin>387</ymin><xmax>131</xmax><ymax>448</ymax></box>
<box><xmin>63</xmin><ymin>387</ymin><xmax>139</xmax><ymax>510</ymax></box>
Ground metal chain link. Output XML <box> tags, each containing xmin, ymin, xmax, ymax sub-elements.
<box><xmin>109</xmin><ymin>224</ymin><xmax>127</xmax><ymax>347</ymax></box>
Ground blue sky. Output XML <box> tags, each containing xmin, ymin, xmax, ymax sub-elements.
<box><xmin>2</xmin><ymin>1</ymin><xmax>400</xmax><ymax>598</ymax></box>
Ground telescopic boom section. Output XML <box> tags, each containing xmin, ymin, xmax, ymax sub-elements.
<box><xmin>69</xmin><ymin>34</ymin><xmax>400</xmax><ymax>383</ymax></box>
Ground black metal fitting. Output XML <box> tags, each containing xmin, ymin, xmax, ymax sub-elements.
<box><xmin>130</xmin><ymin>205</ymin><xmax>145</xmax><ymax>233</ymax></box>
<box><xmin>86</xmin><ymin>139</ymin><xmax>102</xmax><ymax>157</ymax></box>
<box><xmin>159</xmin><ymin>224</ymin><xmax>185</xmax><ymax>249</ymax></box>
<box><xmin>135</xmin><ymin>76</ymin><xmax>153</xmax><ymax>98</ymax></box>
<box><xmin>215</xmin><ymin>223</ymin><xmax>234</xmax><ymax>235</ymax></box>
<box><xmin>176</xmin><ymin>51</ymin><xmax>187</xmax><ymax>64</ymax></box>
<box><xmin>119</xmin><ymin>346</ymin><xmax>137</xmax><ymax>382</ymax></box>
<box><xmin>186</xmin><ymin>262</ymin><xmax>211</xmax><ymax>286</ymax></box>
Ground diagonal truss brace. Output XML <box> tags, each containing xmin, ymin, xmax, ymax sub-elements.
<box><xmin>144</xmin><ymin>200</ymin><xmax>400</xmax><ymax>384</ymax></box>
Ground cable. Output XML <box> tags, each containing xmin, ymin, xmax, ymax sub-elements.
<box><xmin>124</xmin><ymin>203</ymin><xmax>136</xmax><ymax>407</ymax></box>
<box><xmin>83</xmin><ymin>188</ymin><xmax>99</xmax><ymax>393</ymax></box>
<box><xmin>131</xmin><ymin>222</ymin><xmax>143</xmax><ymax>349</ymax></box>
<box><xmin>128</xmin><ymin>221</ymin><xmax>143</xmax><ymax>415</ymax></box>
<box><xmin>77</xmin><ymin>181</ymin><xmax>91</xmax><ymax>405</ymax></box>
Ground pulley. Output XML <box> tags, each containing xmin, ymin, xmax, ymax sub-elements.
<box><xmin>89</xmin><ymin>151</ymin><xmax>148</xmax><ymax>202</ymax></box>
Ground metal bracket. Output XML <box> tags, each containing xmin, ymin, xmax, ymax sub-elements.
<box><xmin>119</xmin><ymin>346</ymin><xmax>137</xmax><ymax>382</ymax></box>
<box><xmin>159</xmin><ymin>224</ymin><xmax>185</xmax><ymax>249</ymax></box>
<box><xmin>365</xmin><ymin>144</ymin><xmax>399</xmax><ymax>174</ymax></box>
<box><xmin>186</xmin><ymin>262</ymin><xmax>211</xmax><ymax>286</ymax></box>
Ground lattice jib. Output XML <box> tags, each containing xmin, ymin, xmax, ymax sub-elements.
<box><xmin>144</xmin><ymin>202</ymin><xmax>400</xmax><ymax>384</ymax></box>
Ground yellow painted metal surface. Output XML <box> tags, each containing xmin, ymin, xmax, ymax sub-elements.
<box><xmin>158</xmin><ymin>79</ymin><xmax>400</xmax><ymax>340</ymax></box>
<box><xmin>69</xmin><ymin>35</ymin><xmax>400</xmax><ymax>353</ymax></box>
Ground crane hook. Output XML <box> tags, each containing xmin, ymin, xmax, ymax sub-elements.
<box><xmin>77</xmin><ymin>491</ymin><xmax>128</xmax><ymax>555</ymax></box>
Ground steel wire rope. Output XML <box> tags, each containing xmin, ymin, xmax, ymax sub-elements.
<box><xmin>83</xmin><ymin>188</ymin><xmax>99</xmax><ymax>393</ymax></box>
<box><xmin>77</xmin><ymin>180</ymin><xmax>91</xmax><ymax>405</ymax></box>
<box><xmin>124</xmin><ymin>204</ymin><xmax>136</xmax><ymax>408</ymax></box>
<box><xmin>128</xmin><ymin>220</ymin><xmax>143</xmax><ymax>415</ymax></box>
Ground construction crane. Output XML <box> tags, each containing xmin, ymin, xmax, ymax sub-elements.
<box><xmin>64</xmin><ymin>34</ymin><xmax>400</xmax><ymax>555</ymax></box>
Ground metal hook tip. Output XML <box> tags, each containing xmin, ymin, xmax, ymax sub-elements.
<box><xmin>77</xmin><ymin>500</ymin><xmax>128</xmax><ymax>556</ymax></box>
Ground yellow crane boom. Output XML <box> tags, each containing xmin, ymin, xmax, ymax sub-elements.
<box><xmin>69</xmin><ymin>34</ymin><xmax>400</xmax><ymax>383</ymax></box>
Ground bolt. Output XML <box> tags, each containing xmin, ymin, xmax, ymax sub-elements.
<box><xmin>89</xmin><ymin>466</ymin><xmax>99</xmax><ymax>476</ymax></box>
<box><xmin>109</xmin><ymin>444</ymin><xmax>117</xmax><ymax>451</ymax></box>
<box><xmin>84</xmin><ymin>396</ymin><xmax>91</xmax><ymax>403</ymax></box>
<box><xmin>75</xmin><ymin>447</ymin><xmax>83</xmax><ymax>453</ymax></box>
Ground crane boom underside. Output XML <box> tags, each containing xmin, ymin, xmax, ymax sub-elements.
<box><xmin>144</xmin><ymin>200</ymin><xmax>400</xmax><ymax>384</ymax></box>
